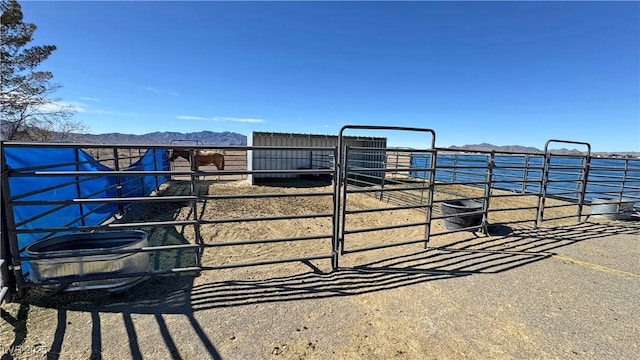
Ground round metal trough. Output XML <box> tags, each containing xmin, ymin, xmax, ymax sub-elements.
<box><xmin>441</xmin><ymin>199</ymin><xmax>484</xmax><ymax>231</ymax></box>
<box><xmin>590</xmin><ymin>198</ymin><xmax>635</xmax><ymax>220</ymax></box>
<box><xmin>25</xmin><ymin>230</ymin><xmax>150</xmax><ymax>292</ymax></box>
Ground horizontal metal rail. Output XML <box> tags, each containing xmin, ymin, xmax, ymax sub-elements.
<box><xmin>542</xmin><ymin>203</ymin><xmax>578</xmax><ymax>210</ymax></box>
<box><xmin>13</xmin><ymin>220</ymin><xmax>199</xmax><ymax>235</ymax></box>
<box><xmin>200</xmin><ymin>254</ymin><xmax>333</xmax><ymax>271</ymax></box>
<box><xmin>430</xmin><ymin>224</ymin><xmax>484</xmax><ymax>237</ymax></box>
<box><xmin>431</xmin><ymin>196</ymin><xmax>487</xmax><ymax>204</ymax></box>
<box><xmin>350</xmin><ymin>146</ymin><xmax>435</xmax><ymax>153</ymax></box>
<box><xmin>344</xmin><ymin>203</ymin><xmax>431</xmax><ymax>215</ymax></box>
<box><xmin>1</xmin><ymin>142</ymin><xmax>336</xmax><ymax>152</ymax></box>
<box><xmin>346</xmin><ymin>185</ymin><xmax>430</xmax><ymax>194</ymax></box>
<box><xmin>431</xmin><ymin>209</ymin><xmax>486</xmax><ymax>221</ymax></box>
<box><xmin>488</xmin><ymin>205</ymin><xmax>539</xmax><ymax>212</ymax></box>
<box><xmin>12</xmin><ymin>194</ymin><xmax>194</xmax><ymax>206</ymax></box>
<box><xmin>8</xmin><ymin>158</ymin><xmax>115</xmax><ymax>174</ymax></box>
<box><xmin>28</xmin><ymin>168</ymin><xmax>335</xmax><ymax>177</ymax></box>
<box><xmin>341</xmin><ymin>237</ymin><xmax>429</xmax><ymax>254</ymax></box>
<box><xmin>18</xmin><ymin>243</ymin><xmax>201</xmax><ymax>261</ymax></box>
<box><xmin>201</xmin><ymin>192</ymin><xmax>333</xmax><ymax>200</ymax></box>
<box><xmin>347</xmin><ymin>166</ymin><xmax>432</xmax><ymax>173</ymax></box>
<box><xmin>538</xmin><ymin>213</ymin><xmax>581</xmax><ymax>222</ymax></box>
<box><xmin>202</xmin><ymin>234</ymin><xmax>333</xmax><ymax>247</ymax></box>
<box><xmin>343</xmin><ymin>220</ymin><xmax>428</xmax><ymax>235</ymax></box>
<box><xmin>13</xmin><ymin>202</ymin><xmax>75</xmax><ymax>228</ymax></box>
<box><xmin>200</xmin><ymin>213</ymin><xmax>333</xmax><ymax>224</ymax></box>
<box><xmin>488</xmin><ymin>192</ymin><xmax>539</xmax><ymax>199</ymax></box>
<box><xmin>10</xmin><ymin>175</ymin><xmax>99</xmax><ymax>201</ymax></box>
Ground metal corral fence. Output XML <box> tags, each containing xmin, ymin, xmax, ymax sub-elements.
<box><xmin>388</xmin><ymin>141</ymin><xmax>640</xmax><ymax>223</ymax></box>
<box><xmin>1</xmin><ymin>128</ymin><xmax>638</xmax><ymax>302</ymax></box>
<box><xmin>0</xmin><ymin>141</ymin><xmax>339</xmax><ymax>301</ymax></box>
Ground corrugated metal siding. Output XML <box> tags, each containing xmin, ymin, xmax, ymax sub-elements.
<box><xmin>343</xmin><ymin>137</ymin><xmax>387</xmax><ymax>183</ymax></box>
<box><xmin>248</xmin><ymin>132</ymin><xmax>386</xmax><ymax>184</ymax></box>
<box><xmin>252</xmin><ymin>133</ymin><xmax>313</xmax><ymax>180</ymax></box>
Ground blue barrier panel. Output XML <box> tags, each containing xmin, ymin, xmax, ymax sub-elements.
<box><xmin>3</xmin><ymin>146</ymin><xmax>169</xmax><ymax>275</ymax></box>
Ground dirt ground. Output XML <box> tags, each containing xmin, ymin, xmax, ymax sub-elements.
<box><xmin>2</xmin><ymin>179</ymin><xmax>638</xmax><ymax>359</ymax></box>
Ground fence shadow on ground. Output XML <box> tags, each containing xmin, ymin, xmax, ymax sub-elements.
<box><xmin>4</xmin><ymin>220</ymin><xmax>638</xmax><ymax>359</ymax></box>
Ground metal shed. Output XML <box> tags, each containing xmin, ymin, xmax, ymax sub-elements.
<box><xmin>247</xmin><ymin>131</ymin><xmax>387</xmax><ymax>184</ymax></box>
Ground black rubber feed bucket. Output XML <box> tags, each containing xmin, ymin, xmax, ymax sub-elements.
<box><xmin>441</xmin><ymin>199</ymin><xmax>484</xmax><ymax>231</ymax></box>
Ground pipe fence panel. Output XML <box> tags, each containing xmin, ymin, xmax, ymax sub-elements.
<box><xmin>2</xmin><ymin>134</ymin><xmax>638</xmax><ymax>299</ymax></box>
<box><xmin>427</xmin><ymin>150</ymin><xmax>491</xmax><ymax>236</ymax></box>
<box><xmin>191</xmin><ymin>145</ymin><xmax>338</xmax><ymax>271</ymax></box>
<box><xmin>538</xmin><ymin>140</ymin><xmax>591</xmax><ymax>225</ymax></box>
<box><xmin>336</xmin><ymin>126</ymin><xmax>436</xmax><ymax>260</ymax></box>
<box><xmin>0</xmin><ymin>142</ymin><xmax>340</xmax><ymax>297</ymax></box>
<box><xmin>488</xmin><ymin>152</ymin><xmax>545</xmax><ymax>227</ymax></box>
<box><xmin>585</xmin><ymin>158</ymin><xmax>640</xmax><ymax>216</ymax></box>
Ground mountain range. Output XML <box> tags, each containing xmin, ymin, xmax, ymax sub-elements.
<box><xmin>73</xmin><ymin>131</ymin><xmax>247</xmax><ymax>146</ymax></box>
<box><xmin>447</xmin><ymin>143</ymin><xmax>639</xmax><ymax>157</ymax></box>
<box><xmin>71</xmin><ymin>131</ymin><xmax>638</xmax><ymax>157</ymax></box>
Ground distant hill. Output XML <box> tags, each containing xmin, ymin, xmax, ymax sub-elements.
<box><xmin>448</xmin><ymin>143</ymin><xmax>544</xmax><ymax>154</ymax></box>
<box><xmin>447</xmin><ymin>143</ymin><xmax>639</xmax><ymax>158</ymax></box>
<box><xmin>73</xmin><ymin>131</ymin><xmax>247</xmax><ymax>145</ymax></box>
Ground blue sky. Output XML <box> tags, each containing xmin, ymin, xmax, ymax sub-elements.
<box><xmin>20</xmin><ymin>1</ymin><xmax>640</xmax><ymax>151</ymax></box>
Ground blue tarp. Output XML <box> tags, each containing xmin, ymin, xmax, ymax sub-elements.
<box><xmin>3</xmin><ymin>147</ymin><xmax>169</xmax><ymax>264</ymax></box>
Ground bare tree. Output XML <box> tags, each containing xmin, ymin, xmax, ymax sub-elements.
<box><xmin>1</xmin><ymin>0</ymin><xmax>85</xmax><ymax>141</ymax></box>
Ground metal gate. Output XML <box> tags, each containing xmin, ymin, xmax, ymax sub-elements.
<box><xmin>537</xmin><ymin>139</ymin><xmax>591</xmax><ymax>225</ymax></box>
<box><xmin>333</xmin><ymin>125</ymin><xmax>437</xmax><ymax>267</ymax></box>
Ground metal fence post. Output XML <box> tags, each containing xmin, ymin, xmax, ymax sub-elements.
<box><xmin>619</xmin><ymin>159</ymin><xmax>629</xmax><ymax>203</ymax></box>
<box><xmin>452</xmin><ymin>154</ymin><xmax>458</xmax><ymax>182</ymax></box>
<box><xmin>577</xmin><ymin>154</ymin><xmax>591</xmax><ymax>223</ymax></box>
<box><xmin>522</xmin><ymin>154</ymin><xmax>530</xmax><ymax>194</ymax></box>
<box><xmin>424</xmin><ymin>148</ymin><xmax>437</xmax><ymax>248</ymax></box>
<box><xmin>113</xmin><ymin>147</ymin><xmax>124</xmax><ymax>216</ymax></box>
<box><xmin>0</xmin><ymin>148</ymin><xmax>26</xmax><ymax>298</ymax></box>
<box><xmin>331</xmin><ymin>145</ymin><xmax>340</xmax><ymax>271</ymax></box>
<box><xmin>536</xmin><ymin>152</ymin><xmax>551</xmax><ymax>228</ymax></box>
<box><xmin>74</xmin><ymin>147</ymin><xmax>86</xmax><ymax>226</ymax></box>
<box><xmin>482</xmin><ymin>151</ymin><xmax>495</xmax><ymax>234</ymax></box>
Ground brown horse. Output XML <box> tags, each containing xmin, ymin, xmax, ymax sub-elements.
<box><xmin>169</xmin><ymin>149</ymin><xmax>225</xmax><ymax>172</ymax></box>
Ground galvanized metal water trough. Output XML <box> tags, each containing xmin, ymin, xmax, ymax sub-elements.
<box><xmin>25</xmin><ymin>230</ymin><xmax>150</xmax><ymax>292</ymax></box>
<box><xmin>590</xmin><ymin>198</ymin><xmax>636</xmax><ymax>220</ymax></box>
<box><xmin>441</xmin><ymin>199</ymin><xmax>484</xmax><ymax>231</ymax></box>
